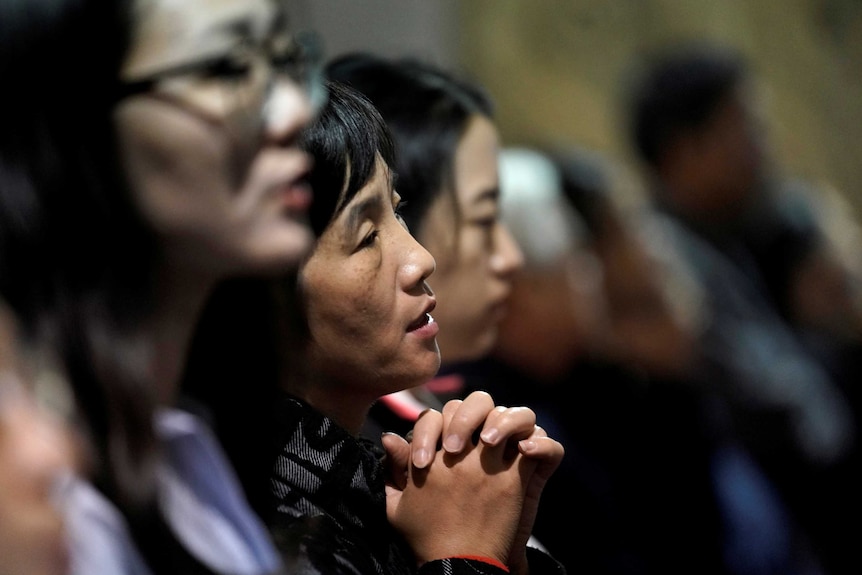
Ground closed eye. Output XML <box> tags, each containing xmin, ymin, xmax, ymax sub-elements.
<box><xmin>358</xmin><ymin>229</ymin><xmax>379</xmax><ymax>250</ymax></box>
<box><xmin>200</xmin><ymin>43</ymin><xmax>257</xmax><ymax>81</ymax></box>
<box><xmin>204</xmin><ymin>57</ymin><xmax>252</xmax><ymax>80</ymax></box>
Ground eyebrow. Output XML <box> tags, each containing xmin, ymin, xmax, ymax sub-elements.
<box><xmin>208</xmin><ymin>13</ymin><xmax>257</xmax><ymax>42</ymax></box>
<box><xmin>469</xmin><ymin>186</ymin><xmax>500</xmax><ymax>208</ymax></box>
<box><xmin>344</xmin><ymin>195</ymin><xmax>384</xmax><ymax>237</ymax></box>
<box><xmin>211</xmin><ymin>2</ymin><xmax>286</xmax><ymax>42</ymax></box>
<box><xmin>340</xmin><ymin>160</ymin><xmax>395</xmax><ymax>236</ymax></box>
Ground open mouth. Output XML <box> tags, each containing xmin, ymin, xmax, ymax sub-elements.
<box><xmin>407</xmin><ymin>312</ymin><xmax>434</xmax><ymax>332</ymax></box>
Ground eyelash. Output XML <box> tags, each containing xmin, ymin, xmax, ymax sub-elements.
<box><xmin>358</xmin><ymin>199</ymin><xmax>408</xmax><ymax>250</ymax></box>
<box><xmin>359</xmin><ymin>230</ymin><xmax>379</xmax><ymax>249</ymax></box>
<box><xmin>204</xmin><ymin>56</ymin><xmax>252</xmax><ymax>80</ymax></box>
<box><xmin>201</xmin><ymin>42</ymin><xmax>258</xmax><ymax>81</ymax></box>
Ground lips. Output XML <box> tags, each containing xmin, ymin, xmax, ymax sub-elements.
<box><xmin>407</xmin><ymin>301</ymin><xmax>437</xmax><ymax>332</ymax></box>
<box><xmin>407</xmin><ymin>312</ymin><xmax>434</xmax><ymax>332</ymax></box>
<box><xmin>258</xmin><ymin>149</ymin><xmax>313</xmax><ymax>214</ymax></box>
<box><xmin>279</xmin><ymin>178</ymin><xmax>313</xmax><ymax>213</ymax></box>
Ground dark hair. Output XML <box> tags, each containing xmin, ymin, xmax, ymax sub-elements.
<box><xmin>0</xmin><ymin>0</ymin><xmax>153</xmax><ymax>315</ymax></box>
<box><xmin>327</xmin><ymin>53</ymin><xmax>494</xmax><ymax>239</ymax></box>
<box><xmin>303</xmin><ymin>79</ymin><xmax>397</xmax><ymax>236</ymax></box>
<box><xmin>625</xmin><ymin>41</ymin><xmax>748</xmax><ymax>168</ymax></box>
<box><xmin>0</xmin><ymin>1</ymin><xmax>210</xmax><ymax>571</ymax></box>
<box><xmin>0</xmin><ymin>0</ymin><xmax>161</xmax><ymax>482</ymax></box>
<box><xmin>182</xmin><ymin>79</ymin><xmax>397</xmax><ymax>522</ymax></box>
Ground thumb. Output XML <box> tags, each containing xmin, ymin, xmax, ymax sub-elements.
<box><xmin>381</xmin><ymin>432</ymin><xmax>411</xmax><ymax>490</ymax></box>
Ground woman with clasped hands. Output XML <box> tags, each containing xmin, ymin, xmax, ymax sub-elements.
<box><xmin>269</xmin><ymin>81</ymin><xmax>565</xmax><ymax>575</ymax></box>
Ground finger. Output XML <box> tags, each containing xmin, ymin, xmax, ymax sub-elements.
<box><xmin>441</xmin><ymin>391</ymin><xmax>495</xmax><ymax>453</ymax></box>
<box><xmin>478</xmin><ymin>405</ymin><xmax>537</xmax><ymax>446</ymax></box>
<box><xmin>408</xmin><ymin>408</ymin><xmax>443</xmax><ymax>469</ymax></box>
<box><xmin>381</xmin><ymin>432</ymin><xmax>411</xmax><ymax>490</ymax></box>
<box><xmin>531</xmin><ymin>424</ymin><xmax>549</xmax><ymax>438</ymax></box>
<box><xmin>518</xmin><ymin>435</ymin><xmax>566</xmax><ymax>471</ymax></box>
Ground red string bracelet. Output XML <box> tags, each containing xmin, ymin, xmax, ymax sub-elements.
<box><xmin>450</xmin><ymin>555</ymin><xmax>509</xmax><ymax>572</ymax></box>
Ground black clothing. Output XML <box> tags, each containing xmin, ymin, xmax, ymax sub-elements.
<box><xmin>270</xmin><ymin>394</ymin><xmax>565</xmax><ymax>575</ymax></box>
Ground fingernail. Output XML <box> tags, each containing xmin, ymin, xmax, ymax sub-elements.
<box><xmin>413</xmin><ymin>448</ymin><xmax>431</xmax><ymax>469</ymax></box>
<box><xmin>519</xmin><ymin>439</ymin><xmax>537</xmax><ymax>453</ymax></box>
<box><xmin>443</xmin><ymin>434</ymin><xmax>463</xmax><ymax>452</ymax></box>
<box><xmin>480</xmin><ymin>427</ymin><xmax>499</xmax><ymax>444</ymax></box>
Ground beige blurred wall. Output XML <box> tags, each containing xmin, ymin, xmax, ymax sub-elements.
<box><xmin>456</xmin><ymin>0</ymin><xmax>862</xmax><ymax>217</ymax></box>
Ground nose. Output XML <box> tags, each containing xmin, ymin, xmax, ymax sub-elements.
<box><xmin>3</xmin><ymin>400</ymin><xmax>77</xmax><ymax>494</ymax></box>
<box><xmin>261</xmin><ymin>77</ymin><xmax>314</xmax><ymax>143</ymax></box>
<box><xmin>396</xmin><ymin>225</ymin><xmax>436</xmax><ymax>290</ymax></box>
<box><xmin>490</xmin><ymin>222</ymin><xmax>524</xmax><ymax>277</ymax></box>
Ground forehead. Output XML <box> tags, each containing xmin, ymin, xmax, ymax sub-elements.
<box><xmin>329</xmin><ymin>159</ymin><xmax>392</xmax><ymax>233</ymax></box>
<box><xmin>123</xmin><ymin>0</ymin><xmax>279</xmax><ymax>77</ymax></box>
<box><xmin>453</xmin><ymin>116</ymin><xmax>499</xmax><ymax>208</ymax></box>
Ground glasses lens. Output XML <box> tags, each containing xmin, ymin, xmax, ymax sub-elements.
<box><xmin>221</xmin><ymin>30</ymin><xmax>328</xmax><ymax>137</ymax></box>
<box><xmin>277</xmin><ymin>30</ymin><xmax>326</xmax><ymax>112</ymax></box>
<box><xmin>219</xmin><ymin>47</ymin><xmax>270</xmax><ymax>136</ymax></box>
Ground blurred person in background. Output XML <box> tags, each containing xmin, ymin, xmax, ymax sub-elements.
<box><xmin>740</xmin><ymin>176</ymin><xmax>862</xmax><ymax>401</ymax></box>
<box><xmin>465</xmin><ymin>145</ymin><xmax>818</xmax><ymax>575</ymax></box>
<box><xmin>0</xmin><ymin>299</ymin><xmax>78</xmax><ymax>575</ymax></box>
<box><xmin>0</xmin><ymin>0</ymin><xmax>323</xmax><ymax>572</ymax></box>
<box><xmin>622</xmin><ymin>39</ymin><xmax>857</xmax><ymax>575</ymax></box>
<box><xmin>489</xmin><ymin>145</ymin><xmax>718</xmax><ymax>574</ymax></box>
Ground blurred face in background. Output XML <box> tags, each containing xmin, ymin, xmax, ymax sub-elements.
<box><xmin>662</xmin><ymin>84</ymin><xmax>769</xmax><ymax>223</ymax></box>
<box><xmin>418</xmin><ymin>115</ymin><xmax>523</xmax><ymax>364</ymax></box>
<box><xmin>598</xmin><ymin>210</ymin><xmax>704</xmax><ymax>379</ymax></box>
<box><xmin>495</xmin><ymin>239</ymin><xmax>609</xmax><ymax>382</ymax></box>
<box><xmin>115</xmin><ymin>0</ymin><xmax>320</xmax><ymax>277</ymax></box>
<box><xmin>0</xmin><ymin>304</ymin><xmax>78</xmax><ymax>575</ymax></box>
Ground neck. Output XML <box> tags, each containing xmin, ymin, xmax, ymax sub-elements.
<box><xmin>287</xmin><ymin>365</ymin><xmax>378</xmax><ymax>436</ymax></box>
<box><xmin>146</xmin><ymin>265</ymin><xmax>216</xmax><ymax>405</ymax></box>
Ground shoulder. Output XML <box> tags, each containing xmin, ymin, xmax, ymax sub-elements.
<box><xmin>63</xmin><ymin>475</ymin><xmax>152</xmax><ymax>575</ymax></box>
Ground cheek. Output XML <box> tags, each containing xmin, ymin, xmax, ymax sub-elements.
<box><xmin>303</xmin><ymin>262</ymin><xmax>388</xmax><ymax>341</ymax></box>
<box><xmin>435</xmin><ymin>234</ymin><xmax>489</xmax><ymax>297</ymax></box>
<box><xmin>117</xmin><ymin>102</ymin><xmax>235</xmax><ymax>227</ymax></box>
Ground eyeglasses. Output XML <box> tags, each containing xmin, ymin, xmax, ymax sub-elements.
<box><xmin>118</xmin><ymin>30</ymin><xmax>326</xmax><ymax>135</ymax></box>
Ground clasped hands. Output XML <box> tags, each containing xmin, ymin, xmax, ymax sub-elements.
<box><xmin>382</xmin><ymin>390</ymin><xmax>565</xmax><ymax>575</ymax></box>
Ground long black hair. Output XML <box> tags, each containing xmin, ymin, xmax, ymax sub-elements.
<box><xmin>0</xmin><ymin>1</ymin><xmax>214</xmax><ymax>572</ymax></box>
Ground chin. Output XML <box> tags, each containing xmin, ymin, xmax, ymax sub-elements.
<box><xmin>444</xmin><ymin>332</ymin><xmax>497</xmax><ymax>365</ymax></box>
<box><xmin>417</xmin><ymin>355</ymin><xmax>442</xmax><ymax>384</ymax></box>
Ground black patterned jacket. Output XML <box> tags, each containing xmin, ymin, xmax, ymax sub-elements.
<box><xmin>267</xmin><ymin>395</ymin><xmax>565</xmax><ymax>575</ymax></box>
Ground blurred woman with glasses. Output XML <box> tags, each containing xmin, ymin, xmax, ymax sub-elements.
<box><xmin>0</xmin><ymin>0</ymin><xmax>324</xmax><ymax>573</ymax></box>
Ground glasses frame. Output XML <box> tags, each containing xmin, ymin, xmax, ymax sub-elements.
<box><xmin>116</xmin><ymin>30</ymin><xmax>325</xmax><ymax>120</ymax></box>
